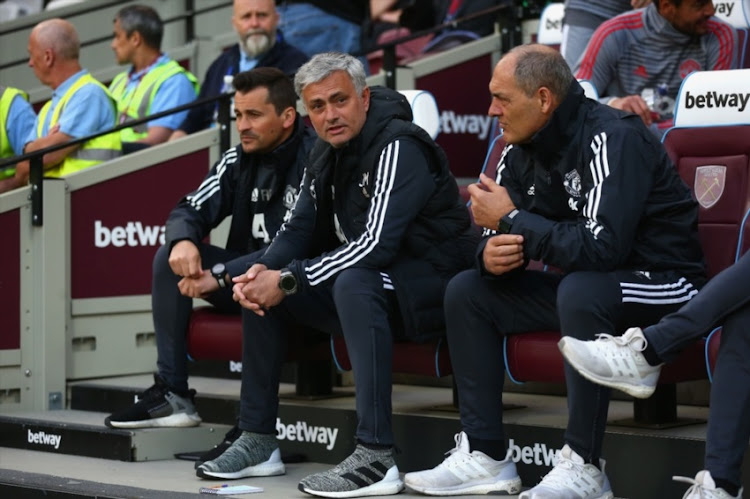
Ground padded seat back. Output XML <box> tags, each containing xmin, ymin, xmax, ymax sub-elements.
<box><xmin>663</xmin><ymin>125</ymin><xmax>750</xmax><ymax>277</ymax></box>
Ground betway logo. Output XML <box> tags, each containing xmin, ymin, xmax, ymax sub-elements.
<box><xmin>715</xmin><ymin>2</ymin><xmax>735</xmax><ymax>17</ymax></box>
<box><xmin>28</xmin><ymin>429</ymin><xmax>62</xmax><ymax>449</ymax></box>
<box><xmin>440</xmin><ymin>111</ymin><xmax>493</xmax><ymax>140</ymax></box>
<box><xmin>508</xmin><ymin>439</ymin><xmax>559</xmax><ymax>467</ymax></box>
<box><xmin>94</xmin><ymin>220</ymin><xmax>166</xmax><ymax>248</ymax></box>
<box><xmin>684</xmin><ymin>90</ymin><xmax>750</xmax><ymax>112</ymax></box>
<box><xmin>276</xmin><ymin>417</ymin><xmax>339</xmax><ymax>451</ymax></box>
<box><xmin>229</xmin><ymin>361</ymin><xmax>242</xmax><ymax>373</ymax></box>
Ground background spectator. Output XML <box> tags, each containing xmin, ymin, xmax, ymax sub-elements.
<box><xmin>0</xmin><ymin>85</ymin><xmax>36</xmax><ymax>186</ymax></box>
<box><xmin>109</xmin><ymin>5</ymin><xmax>199</xmax><ymax>152</ymax></box>
<box><xmin>170</xmin><ymin>0</ymin><xmax>307</xmax><ymax>139</ymax></box>
<box><xmin>0</xmin><ymin>18</ymin><xmax>120</xmax><ymax>194</ymax></box>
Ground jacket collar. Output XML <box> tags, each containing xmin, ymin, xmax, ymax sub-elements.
<box><xmin>522</xmin><ymin>80</ymin><xmax>586</xmax><ymax>163</ymax></box>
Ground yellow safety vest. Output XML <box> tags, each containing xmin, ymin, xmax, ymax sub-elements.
<box><xmin>37</xmin><ymin>73</ymin><xmax>122</xmax><ymax>178</ymax></box>
<box><xmin>109</xmin><ymin>59</ymin><xmax>199</xmax><ymax>142</ymax></box>
<box><xmin>0</xmin><ymin>85</ymin><xmax>29</xmax><ymax>178</ymax></box>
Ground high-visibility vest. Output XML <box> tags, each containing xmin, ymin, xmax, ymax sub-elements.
<box><xmin>37</xmin><ymin>73</ymin><xmax>122</xmax><ymax>178</ymax></box>
<box><xmin>0</xmin><ymin>85</ymin><xmax>29</xmax><ymax>178</ymax></box>
<box><xmin>109</xmin><ymin>59</ymin><xmax>199</xmax><ymax>142</ymax></box>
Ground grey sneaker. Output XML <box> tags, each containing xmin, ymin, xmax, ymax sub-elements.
<box><xmin>519</xmin><ymin>445</ymin><xmax>613</xmax><ymax>499</ymax></box>
<box><xmin>558</xmin><ymin>327</ymin><xmax>662</xmax><ymax>399</ymax></box>
<box><xmin>404</xmin><ymin>431</ymin><xmax>521</xmax><ymax>495</ymax></box>
<box><xmin>196</xmin><ymin>431</ymin><xmax>284</xmax><ymax>480</ymax></box>
<box><xmin>298</xmin><ymin>444</ymin><xmax>404</xmax><ymax>498</ymax></box>
<box><xmin>675</xmin><ymin>470</ymin><xmax>743</xmax><ymax>499</ymax></box>
<box><xmin>104</xmin><ymin>374</ymin><xmax>201</xmax><ymax>428</ymax></box>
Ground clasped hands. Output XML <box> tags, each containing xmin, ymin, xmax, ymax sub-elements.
<box><xmin>231</xmin><ymin>264</ymin><xmax>284</xmax><ymax>316</ymax></box>
<box><xmin>468</xmin><ymin>173</ymin><xmax>525</xmax><ymax>276</ymax></box>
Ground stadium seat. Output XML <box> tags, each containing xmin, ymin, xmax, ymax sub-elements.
<box><xmin>536</xmin><ymin>2</ymin><xmax>564</xmax><ymax>49</ymax></box>
<box><xmin>669</xmin><ymin>68</ymin><xmax>750</xmax><ymax>378</ymax></box>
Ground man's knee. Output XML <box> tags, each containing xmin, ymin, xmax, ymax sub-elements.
<box><xmin>557</xmin><ymin>272</ymin><xmax>620</xmax><ymax>338</ymax></box>
<box><xmin>445</xmin><ymin>269</ymin><xmax>483</xmax><ymax>309</ymax></box>
<box><xmin>152</xmin><ymin>244</ymin><xmax>172</xmax><ymax>277</ymax></box>
<box><xmin>332</xmin><ymin>268</ymin><xmax>383</xmax><ymax>300</ymax></box>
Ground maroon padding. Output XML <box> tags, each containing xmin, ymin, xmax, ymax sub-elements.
<box><xmin>0</xmin><ymin>209</ymin><xmax>21</xmax><ymax>350</ymax></box>
<box><xmin>186</xmin><ymin>307</ymin><xmax>330</xmax><ymax>362</ymax></box>
<box><xmin>707</xmin><ymin>328</ymin><xmax>722</xmax><ymax>375</ymax></box>
<box><xmin>505</xmin><ymin>331</ymin><xmax>707</xmax><ymax>384</ymax></box>
<box><xmin>664</xmin><ymin>126</ymin><xmax>750</xmax><ymax>277</ymax></box>
<box><xmin>505</xmin><ymin>331</ymin><xmax>566</xmax><ymax>384</ymax></box>
<box><xmin>331</xmin><ymin>336</ymin><xmax>452</xmax><ymax>377</ymax></box>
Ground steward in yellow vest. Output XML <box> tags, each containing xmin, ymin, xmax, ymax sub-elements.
<box><xmin>0</xmin><ymin>85</ymin><xmax>36</xmax><ymax>179</ymax></box>
<box><xmin>109</xmin><ymin>5</ymin><xmax>199</xmax><ymax>147</ymax></box>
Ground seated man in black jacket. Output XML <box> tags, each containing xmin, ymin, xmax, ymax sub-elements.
<box><xmin>170</xmin><ymin>0</ymin><xmax>308</xmax><ymax>139</ymax></box>
<box><xmin>195</xmin><ymin>52</ymin><xmax>478</xmax><ymax>498</ymax></box>
<box><xmin>104</xmin><ymin>68</ymin><xmax>315</xmax><ymax>440</ymax></box>
<box><xmin>404</xmin><ymin>44</ymin><xmax>706</xmax><ymax>498</ymax></box>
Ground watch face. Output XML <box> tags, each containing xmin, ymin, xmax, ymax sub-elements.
<box><xmin>212</xmin><ymin>263</ymin><xmax>226</xmax><ymax>275</ymax></box>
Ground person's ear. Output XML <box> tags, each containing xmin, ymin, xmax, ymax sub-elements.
<box><xmin>538</xmin><ymin>87</ymin><xmax>555</xmax><ymax>115</ymax></box>
<box><xmin>362</xmin><ymin>86</ymin><xmax>371</xmax><ymax>112</ymax></box>
<box><xmin>281</xmin><ymin>106</ymin><xmax>296</xmax><ymax>128</ymax></box>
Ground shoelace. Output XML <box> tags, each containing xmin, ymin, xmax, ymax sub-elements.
<box><xmin>594</xmin><ymin>331</ymin><xmax>648</xmax><ymax>352</ymax></box>
<box><xmin>537</xmin><ymin>457</ymin><xmax>583</xmax><ymax>489</ymax></box>
<box><xmin>673</xmin><ymin>475</ymin><xmax>722</xmax><ymax>498</ymax></box>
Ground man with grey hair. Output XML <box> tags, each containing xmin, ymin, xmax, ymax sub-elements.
<box><xmin>0</xmin><ymin>18</ymin><xmax>120</xmax><ymax>193</ymax></box>
<box><xmin>404</xmin><ymin>44</ymin><xmax>705</xmax><ymax>498</ymax></box>
<box><xmin>109</xmin><ymin>4</ymin><xmax>198</xmax><ymax>149</ymax></box>
<box><xmin>196</xmin><ymin>51</ymin><xmax>478</xmax><ymax>498</ymax></box>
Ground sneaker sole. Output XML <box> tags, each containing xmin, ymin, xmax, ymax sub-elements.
<box><xmin>196</xmin><ymin>461</ymin><xmax>286</xmax><ymax>480</ymax></box>
<box><xmin>197</xmin><ymin>448</ymin><xmax>286</xmax><ymax>480</ymax></box>
<box><xmin>106</xmin><ymin>412</ymin><xmax>202</xmax><ymax>429</ymax></box>
<box><xmin>406</xmin><ymin>476</ymin><xmax>522</xmax><ymax>496</ymax></box>
<box><xmin>558</xmin><ymin>338</ymin><xmax>656</xmax><ymax>399</ymax></box>
<box><xmin>298</xmin><ymin>466</ymin><xmax>404</xmax><ymax>498</ymax></box>
<box><xmin>519</xmin><ymin>491</ymin><xmax>613</xmax><ymax>499</ymax></box>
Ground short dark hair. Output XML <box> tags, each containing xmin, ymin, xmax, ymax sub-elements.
<box><xmin>654</xmin><ymin>0</ymin><xmax>686</xmax><ymax>12</ymax></box>
<box><xmin>115</xmin><ymin>5</ymin><xmax>163</xmax><ymax>50</ymax></box>
<box><xmin>232</xmin><ymin>67</ymin><xmax>297</xmax><ymax>115</ymax></box>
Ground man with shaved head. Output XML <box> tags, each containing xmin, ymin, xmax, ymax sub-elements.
<box><xmin>405</xmin><ymin>44</ymin><xmax>705</xmax><ymax>498</ymax></box>
<box><xmin>0</xmin><ymin>18</ymin><xmax>120</xmax><ymax>193</ymax></box>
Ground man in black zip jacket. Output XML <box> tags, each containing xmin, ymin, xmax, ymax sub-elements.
<box><xmin>195</xmin><ymin>52</ymin><xmax>478</xmax><ymax>497</ymax></box>
<box><xmin>405</xmin><ymin>44</ymin><xmax>706</xmax><ymax>498</ymax></box>
<box><xmin>104</xmin><ymin>69</ymin><xmax>315</xmax><ymax>436</ymax></box>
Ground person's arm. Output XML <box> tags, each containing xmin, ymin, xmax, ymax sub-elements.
<box><xmin>276</xmin><ymin>138</ymin><xmax>436</xmax><ymax>292</ymax></box>
<box><xmin>510</xmin><ymin>126</ymin><xmax>657</xmax><ymax>271</ymax></box>
<box><xmin>706</xmin><ymin>20</ymin><xmax>738</xmax><ymax>70</ymax></box>
<box><xmin>164</xmin><ymin>146</ymin><xmax>239</xmax><ymax>248</ymax></box>
<box><xmin>138</xmin><ymin>72</ymin><xmax>198</xmax><ymax>145</ymax></box>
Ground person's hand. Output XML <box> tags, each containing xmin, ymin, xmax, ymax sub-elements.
<box><xmin>482</xmin><ymin>234</ymin><xmax>525</xmax><ymax>275</ymax></box>
<box><xmin>168</xmin><ymin>240</ymin><xmax>202</xmax><ymax>278</ymax></box>
<box><xmin>178</xmin><ymin>272</ymin><xmax>219</xmax><ymax>298</ymax></box>
<box><xmin>609</xmin><ymin>95</ymin><xmax>652</xmax><ymax>126</ymax></box>
<box><xmin>232</xmin><ymin>267</ymin><xmax>283</xmax><ymax>315</ymax></box>
<box><xmin>468</xmin><ymin>173</ymin><xmax>517</xmax><ymax>231</ymax></box>
<box><xmin>630</xmin><ymin>0</ymin><xmax>651</xmax><ymax>8</ymax></box>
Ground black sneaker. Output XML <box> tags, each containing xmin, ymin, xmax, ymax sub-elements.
<box><xmin>298</xmin><ymin>444</ymin><xmax>404</xmax><ymax>498</ymax></box>
<box><xmin>104</xmin><ymin>374</ymin><xmax>201</xmax><ymax>429</ymax></box>
<box><xmin>194</xmin><ymin>425</ymin><xmax>242</xmax><ymax>469</ymax></box>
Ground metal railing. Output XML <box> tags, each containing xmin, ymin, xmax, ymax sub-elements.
<box><xmin>0</xmin><ymin>90</ymin><xmax>232</xmax><ymax>227</ymax></box>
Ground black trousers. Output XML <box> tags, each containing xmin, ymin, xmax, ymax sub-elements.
<box><xmin>645</xmin><ymin>252</ymin><xmax>750</xmax><ymax>486</ymax></box>
<box><xmin>445</xmin><ymin>267</ymin><xmax>700</xmax><ymax>463</ymax></box>
<box><xmin>239</xmin><ymin>268</ymin><xmax>400</xmax><ymax>445</ymax></box>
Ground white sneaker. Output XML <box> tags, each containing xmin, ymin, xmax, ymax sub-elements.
<box><xmin>519</xmin><ymin>444</ymin><xmax>613</xmax><ymax>499</ymax></box>
<box><xmin>558</xmin><ymin>327</ymin><xmax>662</xmax><ymax>399</ymax></box>
<box><xmin>404</xmin><ymin>431</ymin><xmax>521</xmax><ymax>496</ymax></box>
<box><xmin>675</xmin><ymin>470</ymin><xmax>743</xmax><ymax>498</ymax></box>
